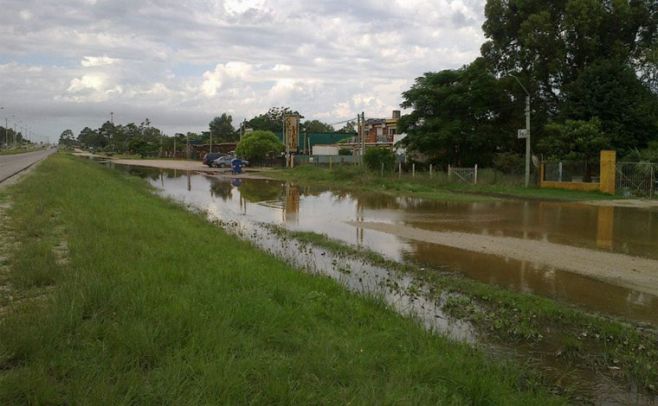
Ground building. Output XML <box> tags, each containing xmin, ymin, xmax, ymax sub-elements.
<box><xmin>361</xmin><ymin>110</ymin><xmax>401</xmax><ymax>144</ymax></box>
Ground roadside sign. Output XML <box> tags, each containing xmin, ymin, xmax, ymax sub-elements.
<box><xmin>517</xmin><ymin>129</ymin><xmax>528</xmax><ymax>139</ymax></box>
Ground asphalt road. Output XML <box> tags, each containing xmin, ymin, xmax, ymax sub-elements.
<box><xmin>0</xmin><ymin>148</ymin><xmax>57</xmax><ymax>184</ymax></box>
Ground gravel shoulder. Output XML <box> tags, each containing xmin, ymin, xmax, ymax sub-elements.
<box><xmin>350</xmin><ymin>221</ymin><xmax>658</xmax><ymax>296</ymax></box>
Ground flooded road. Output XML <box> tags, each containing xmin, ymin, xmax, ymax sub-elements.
<box><xmin>121</xmin><ymin>165</ymin><xmax>658</xmax><ymax>325</ymax></box>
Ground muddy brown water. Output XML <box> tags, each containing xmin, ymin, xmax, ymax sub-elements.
<box><xmin>109</xmin><ymin>164</ymin><xmax>658</xmax><ymax>404</ymax></box>
<box><xmin>118</xmin><ymin>166</ymin><xmax>658</xmax><ymax>326</ymax></box>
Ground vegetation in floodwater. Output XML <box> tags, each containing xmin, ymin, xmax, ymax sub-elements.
<box><xmin>267</xmin><ymin>165</ymin><xmax>617</xmax><ymax>202</ymax></box>
<box><xmin>266</xmin><ymin>227</ymin><xmax>658</xmax><ymax>396</ymax></box>
<box><xmin>0</xmin><ymin>153</ymin><xmax>565</xmax><ymax>404</ymax></box>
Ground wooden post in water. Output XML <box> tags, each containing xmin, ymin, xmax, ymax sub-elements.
<box><xmin>474</xmin><ymin>164</ymin><xmax>478</xmax><ymax>184</ymax></box>
<box><xmin>429</xmin><ymin>164</ymin><xmax>433</xmax><ymax>178</ymax></box>
<box><xmin>380</xmin><ymin>161</ymin><xmax>384</xmax><ymax>177</ymax></box>
<box><xmin>399</xmin><ymin>162</ymin><xmax>402</xmax><ymax>179</ymax></box>
<box><xmin>412</xmin><ymin>163</ymin><xmax>415</xmax><ymax>178</ymax></box>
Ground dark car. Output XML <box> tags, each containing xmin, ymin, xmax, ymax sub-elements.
<box><xmin>202</xmin><ymin>152</ymin><xmax>224</xmax><ymax>167</ymax></box>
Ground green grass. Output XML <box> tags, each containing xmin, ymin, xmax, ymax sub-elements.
<box><xmin>268</xmin><ymin>165</ymin><xmax>617</xmax><ymax>202</ymax></box>
<box><xmin>445</xmin><ymin>183</ymin><xmax>616</xmax><ymax>201</ymax></box>
<box><xmin>0</xmin><ymin>153</ymin><xmax>563</xmax><ymax>404</ymax></box>
<box><xmin>266</xmin><ymin>228</ymin><xmax>658</xmax><ymax>394</ymax></box>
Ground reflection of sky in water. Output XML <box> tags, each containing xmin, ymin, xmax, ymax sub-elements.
<box><xmin>147</xmin><ymin>173</ymin><xmax>411</xmax><ymax>262</ymax></box>
<box><xmin>136</xmin><ymin>169</ymin><xmax>658</xmax><ymax>325</ymax></box>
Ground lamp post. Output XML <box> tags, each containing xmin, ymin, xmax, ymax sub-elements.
<box><xmin>511</xmin><ymin>75</ymin><xmax>531</xmax><ymax>188</ymax></box>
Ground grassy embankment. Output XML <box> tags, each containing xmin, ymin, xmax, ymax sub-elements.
<box><xmin>267</xmin><ymin>165</ymin><xmax>617</xmax><ymax>202</ymax></box>
<box><xmin>0</xmin><ymin>154</ymin><xmax>562</xmax><ymax>404</ymax></box>
<box><xmin>271</xmin><ymin>227</ymin><xmax>658</xmax><ymax>395</ymax></box>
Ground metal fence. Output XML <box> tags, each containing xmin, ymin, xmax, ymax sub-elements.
<box><xmin>448</xmin><ymin>165</ymin><xmax>478</xmax><ymax>184</ymax></box>
<box><xmin>295</xmin><ymin>155</ymin><xmax>358</xmax><ymax>165</ymax></box>
<box><xmin>616</xmin><ymin>162</ymin><xmax>656</xmax><ymax>198</ymax></box>
<box><xmin>543</xmin><ymin>161</ymin><xmax>600</xmax><ymax>183</ymax></box>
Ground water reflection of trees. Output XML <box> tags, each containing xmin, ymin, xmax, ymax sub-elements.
<box><xmin>239</xmin><ymin>180</ymin><xmax>285</xmax><ymax>203</ymax></box>
<box><xmin>209</xmin><ymin>179</ymin><xmax>233</xmax><ymax>201</ymax></box>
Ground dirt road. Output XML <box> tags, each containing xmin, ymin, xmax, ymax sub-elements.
<box><xmin>350</xmin><ymin>221</ymin><xmax>658</xmax><ymax>296</ymax></box>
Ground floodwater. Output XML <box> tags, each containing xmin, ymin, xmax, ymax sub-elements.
<box><xmin>109</xmin><ymin>164</ymin><xmax>658</xmax><ymax>404</ymax></box>
<box><xmin>120</xmin><ymin>165</ymin><xmax>658</xmax><ymax>326</ymax></box>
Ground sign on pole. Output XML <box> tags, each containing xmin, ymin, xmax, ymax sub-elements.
<box><xmin>517</xmin><ymin>129</ymin><xmax>528</xmax><ymax>139</ymax></box>
<box><xmin>284</xmin><ymin>115</ymin><xmax>300</xmax><ymax>152</ymax></box>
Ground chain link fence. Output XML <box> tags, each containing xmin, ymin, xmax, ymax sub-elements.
<box><xmin>542</xmin><ymin>161</ymin><xmax>601</xmax><ymax>183</ymax></box>
<box><xmin>616</xmin><ymin>162</ymin><xmax>656</xmax><ymax>198</ymax></box>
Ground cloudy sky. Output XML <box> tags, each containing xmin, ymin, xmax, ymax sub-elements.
<box><xmin>0</xmin><ymin>0</ymin><xmax>486</xmax><ymax>142</ymax></box>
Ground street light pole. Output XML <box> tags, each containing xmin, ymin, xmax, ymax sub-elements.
<box><xmin>511</xmin><ymin>75</ymin><xmax>531</xmax><ymax>188</ymax></box>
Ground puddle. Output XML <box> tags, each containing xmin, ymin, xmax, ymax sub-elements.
<box><xmin>117</xmin><ymin>166</ymin><xmax>658</xmax><ymax>326</ymax></box>
<box><xmin>109</xmin><ymin>164</ymin><xmax>658</xmax><ymax>404</ymax></box>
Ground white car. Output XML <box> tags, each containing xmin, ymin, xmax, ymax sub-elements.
<box><xmin>212</xmin><ymin>155</ymin><xmax>249</xmax><ymax>168</ymax></box>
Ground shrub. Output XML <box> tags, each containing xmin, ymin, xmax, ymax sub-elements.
<box><xmin>236</xmin><ymin>131</ymin><xmax>284</xmax><ymax>162</ymax></box>
<box><xmin>363</xmin><ymin>147</ymin><xmax>395</xmax><ymax>172</ymax></box>
<box><xmin>338</xmin><ymin>148</ymin><xmax>352</xmax><ymax>156</ymax></box>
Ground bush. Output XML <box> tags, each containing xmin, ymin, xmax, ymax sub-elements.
<box><xmin>236</xmin><ymin>131</ymin><xmax>284</xmax><ymax>162</ymax></box>
<box><xmin>363</xmin><ymin>147</ymin><xmax>395</xmax><ymax>172</ymax></box>
<box><xmin>338</xmin><ymin>148</ymin><xmax>352</xmax><ymax>156</ymax></box>
<box><xmin>493</xmin><ymin>152</ymin><xmax>525</xmax><ymax>175</ymax></box>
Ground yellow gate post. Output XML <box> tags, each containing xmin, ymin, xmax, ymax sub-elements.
<box><xmin>599</xmin><ymin>150</ymin><xmax>616</xmax><ymax>195</ymax></box>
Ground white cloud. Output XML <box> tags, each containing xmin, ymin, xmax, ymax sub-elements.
<box><xmin>81</xmin><ymin>56</ymin><xmax>119</xmax><ymax>67</ymax></box>
<box><xmin>0</xmin><ymin>0</ymin><xmax>487</xmax><ymax>141</ymax></box>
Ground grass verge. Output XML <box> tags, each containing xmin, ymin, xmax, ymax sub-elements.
<box><xmin>267</xmin><ymin>165</ymin><xmax>617</xmax><ymax>202</ymax></box>
<box><xmin>0</xmin><ymin>153</ymin><xmax>563</xmax><ymax>404</ymax></box>
<box><xmin>267</xmin><ymin>227</ymin><xmax>658</xmax><ymax>395</ymax></box>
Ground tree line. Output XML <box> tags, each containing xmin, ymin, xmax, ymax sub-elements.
<box><xmin>1</xmin><ymin>126</ymin><xmax>26</xmax><ymax>147</ymax></box>
<box><xmin>60</xmin><ymin>108</ymin><xmax>351</xmax><ymax>156</ymax></box>
<box><xmin>398</xmin><ymin>0</ymin><xmax>658</xmax><ymax>167</ymax></box>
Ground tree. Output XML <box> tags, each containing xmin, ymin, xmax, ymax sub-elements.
<box><xmin>235</xmin><ymin>130</ymin><xmax>284</xmax><ymax>162</ymax></box>
<box><xmin>398</xmin><ymin>58</ymin><xmax>521</xmax><ymax>166</ymax></box>
<box><xmin>77</xmin><ymin>127</ymin><xmax>105</xmax><ymax>150</ymax></box>
<box><xmin>246</xmin><ymin>107</ymin><xmax>299</xmax><ymax>132</ymax></box>
<box><xmin>209</xmin><ymin>113</ymin><xmax>237</xmax><ymax>142</ymax></box>
<box><xmin>363</xmin><ymin>147</ymin><xmax>395</xmax><ymax>172</ymax></box>
<box><xmin>336</xmin><ymin>121</ymin><xmax>356</xmax><ymax>134</ymax></box>
<box><xmin>540</xmin><ymin>118</ymin><xmax>610</xmax><ymax>169</ymax></box>
<box><xmin>481</xmin><ymin>0</ymin><xmax>657</xmax><ymax>105</ymax></box>
<box><xmin>301</xmin><ymin>120</ymin><xmax>333</xmax><ymax>133</ymax></box>
<box><xmin>561</xmin><ymin>60</ymin><xmax>658</xmax><ymax>154</ymax></box>
<box><xmin>58</xmin><ymin>129</ymin><xmax>76</xmax><ymax>148</ymax></box>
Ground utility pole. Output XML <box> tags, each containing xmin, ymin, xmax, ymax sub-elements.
<box><xmin>524</xmin><ymin>95</ymin><xmax>531</xmax><ymax>188</ymax></box>
<box><xmin>186</xmin><ymin>132</ymin><xmax>190</xmax><ymax>160</ymax></box>
<box><xmin>110</xmin><ymin>112</ymin><xmax>114</xmax><ymax>124</ymax></box>
<box><xmin>173</xmin><ymin>134</ymin><xmax>176</xmax><ymax>159</ymax></box>
<box><xmin>361</xmin><ymin>111</ymin><xmax>366</xmax><ymax>165</ymax></box>
<box><xmin>511</xmin><ymin>75</ymin><xmax>531</xmax><ymax>188</ymax></box>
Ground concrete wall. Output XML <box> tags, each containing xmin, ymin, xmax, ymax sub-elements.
<box><xmin>540</xmin><ymin>150</ymin><xmax>616</xmax><ymax>194</ymax></box>
<box><xmin>312</xmin><ymin>145</ymin><xmax>339</xmax><ymax>156</ymax></box>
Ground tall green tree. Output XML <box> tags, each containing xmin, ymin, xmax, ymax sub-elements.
<box><xmin>235</xmin><ymin>130</ymin><xmax>284</xmax><ymax>162</ymax></box>
<box><xmin>561</xmin><ymin>60</ymin><xmax>658</xmax><ymax>154</ymax></box>
<box><xmin>398</xmin><ymin>59</ymin><xmax>521</xmax><ymax>166</ymax></box>
<box><xmin>482</xmin><ymin>0</ymin><xmax>657</xmax><ymax>105</ymax></box>
<box><xmin>246</xmin><ymin>107</ymin><xmax>299</xmax><ymax>132</ymax></box>
<box><xmin>301</xmin><ymin>120</ymin><xmax>333</xmax><ymax>133</ymax></box>
<box><xmin>58</xmin><ymin>129</ymin><xmax>76</xmax><ymax>148</ymax></box>
<box><xmin>209</xmin><ymin>113</ymin><xmax>237</xmax><ymax>142</ymax></box>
